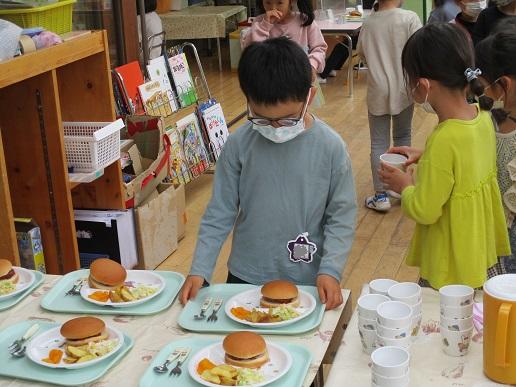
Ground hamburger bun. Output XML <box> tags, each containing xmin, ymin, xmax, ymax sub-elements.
<box><xmin>60</xmin><ymin>316</ymin><xmax>108</xmax><ymax>346</ymax></box>
<box><xmin>260</xmin><ymin>280</ymin><xmax>300</xmax><ymax>308</ymax></box>
<box><xmin>0</xmin><ymin>259</ymin><xmax>19</xmax><ymax>285</ymax></box>
<box><xmin>88</xmin><ymin>258</ymin><xmax>126</xmax><ymax>291</ymax></box>
<box><xmin>223</xmin><ymin>332</ymin><xmax>269</xmax><ymax>369</ymax></box>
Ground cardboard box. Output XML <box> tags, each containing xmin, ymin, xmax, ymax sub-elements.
<box><xmin>123</xmin><ymin>116</ymin><xmax>170</xmax><ymax>208</ymax></box>
<box><xmin>14</xmin><ymin>218</ymin><xmax>46</xmax><ymax>273</ymax></box>
<box><xmin>134</xmin><ymin>183</ymin><xmax>178</xmax><ymax>269</ymax></box>
<box><xmin>74</xmin><ymin>209</ymin><xmax>138</xmax><ymax>269</ymax></box>
<box><xmin>176</xmin><ymin>183</ymin><xmax>186</xmax><ymax>241</ymax></box>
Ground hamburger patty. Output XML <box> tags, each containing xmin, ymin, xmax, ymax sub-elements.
<box><xmin>226</xmin><ymin>353</ymin><xmax>265</xmax><ymax>361</ymax></box>
<box><xmin>0</xmin><ymin>269</ymin><xmax>15</xmax><ymax>281</ymax></box>
<box><xmin>262</xmin><ymin>296</ymin><xmax>295</xmax><ymax>304</ymax></box>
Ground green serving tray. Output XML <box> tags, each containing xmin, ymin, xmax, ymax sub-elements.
<box><xmin>0</xmin><ymin>270</ymin><xmax>44</xmax><ymax>312</ymax></box>
<box><xmin>0</xmin><ymin>320</ymin><xmax>133</xmax><ymax>386</ymax></box>
<box><xmin>178</xmin><ymin>284</ymin><xmax>325</xmax><ymax>335</ymax></box>
<box><xmin>40</xmin><ymin>269</ymin><xmax>185</xmax><ymax>315</ymax></box>
<box><xmin>139</xmin><ymin>337</ymin><xmax>313</xmax><ymax>387</ymax></box>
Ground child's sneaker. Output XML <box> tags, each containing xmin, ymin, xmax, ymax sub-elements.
<box><xmin>317</xmin><ymin>75</ymin><xmax>327</xmax><ymax>84</ymax></box>
<box><xmin>329</xmin><ymin>70</ymin><xmax>337</xmax><ymax>77</ymax></box>
<box><xmin>365</xmin><ymin>193</ymin><xmax>391</xmax><ymax>212</ymax></box>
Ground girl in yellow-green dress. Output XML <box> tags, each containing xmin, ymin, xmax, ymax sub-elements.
<box><xmin>379</xmin><ymin>23</ymin><xmax>510</xmax><ymax>289</ymax></box>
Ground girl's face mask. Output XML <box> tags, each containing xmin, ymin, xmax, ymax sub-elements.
<box><xmin>412</xmin><ymin>80</ymin><xmax>436</xmax><ymax>115</ymax></box>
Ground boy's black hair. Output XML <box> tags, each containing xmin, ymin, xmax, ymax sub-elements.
<box><xmin>256</xmin><ymin>0</ymin><xmax>314</xmax><ymax>26</ymax></box>
<box><xmin>492</xmin><ymin>17</ymin><xmax>516</xmax><ymax>34</ymax></box>
<box><xmin>401</xmin><ymin>23</ymin><xmax>485</xmax><ymax>106</ymax></box>
<box><xmin>238</xmin><ymin>37</ymin><xmax>312</xmax><ymax>105</ymax></box>
<box><xmin>136</xmin><ymin>0</ymin><xmax>157</xmax><ymax>15</ymax></box>
<box><xmin>475</xmin><ymin>30</ymin><xmax>516</xmax><ymax>123</ymax></box>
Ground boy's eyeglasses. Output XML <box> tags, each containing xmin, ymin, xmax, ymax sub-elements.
<box><xmin>247</xmin><ymin>93</ymin><xmax>310</xmax><ymax>127</ymax></box>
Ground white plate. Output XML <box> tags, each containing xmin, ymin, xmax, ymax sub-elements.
<box><xmin>80</xmin><ymin>270</ymin><xmax>165</xmax><ymax>308</ymax></box>
<box><xmin>188</xmin><ymin>341</ymin><xmax>292</xmax><ymax>387</ymax></box>
<box><xmin>0</xmin><ymin>267</ymin><xmax>35</xmax><ymax>300</ymax></box>
<box><xmin>224</xmin><ymin>288</ymin><xmax>316</xmax><ymax>328</ymax></box>
<box><xmin>26</xmin><ymin>325</ymin><xmax>124</xmax><ymax>369</ymax></box>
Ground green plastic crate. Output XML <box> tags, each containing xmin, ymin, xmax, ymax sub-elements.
<box><xmin>0</xmin><ymin>0</ymin><xmax>76</xmax><ymax>34</ymax></box>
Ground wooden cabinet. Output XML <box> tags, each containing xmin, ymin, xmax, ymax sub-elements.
<box><xmin>0</xmin><ymin>31</ymin><xmax>124</xmax><ymax>274</ymax></box>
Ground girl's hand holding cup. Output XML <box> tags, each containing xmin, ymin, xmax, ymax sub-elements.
<box><xmin>388</xmin><ymin>146</ymin><xmax>423</xmax><ymax>167</ymax></box>
<box><xmin>379</xmin><ymin>162</ymin><xmax>415</xmax><ymax>195</ymax></box>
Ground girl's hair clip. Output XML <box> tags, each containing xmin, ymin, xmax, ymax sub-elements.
<box><xmin>465</xmin><ymin>68</ymin><xmax>482</xmax><ymax>83</ymax></box>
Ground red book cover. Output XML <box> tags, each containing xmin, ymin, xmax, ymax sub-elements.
<box><xmin>114</xmin><ymin>61</ymin><xmax>145</xmax><ymax>114</ymax></box>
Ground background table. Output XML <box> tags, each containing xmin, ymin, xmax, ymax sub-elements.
<box><xmin>325</xmin><ymin>287</ymin><xmax>512</xmax><ymax>386</ymax></box>
<box><xmin>159</xmin><ymin>5</ymin><xmax>247</xmax><ymax>71</ymax></box>
<box><xmin>0</xmin><ymin>274</ymin><xmax>351</xmax><ymax>387</ymax></box>
<box><xmin>318</xmin><ymin>20</ymin><xmax>363</xmax><ymax>97</ymax></box>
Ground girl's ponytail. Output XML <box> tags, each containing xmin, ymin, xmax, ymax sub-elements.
<box><xmin>297</xmin><ymin>0</ymin><xmax>315</xmax><ymax>26</ymax></box>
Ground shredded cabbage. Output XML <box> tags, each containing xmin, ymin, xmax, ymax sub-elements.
<box><xmin>271</xmin><ymin>306</ymin><xmax>300</xmax><ymax>321</ymax></box>
<box><xmin>87</xmin><ymin>339</ymin><xmax>118</xmax><ymax>357</ymax></box>
<box><xmin>130</xmin><ymin>285</ymin><xmax>158</xmax><ymax>300</ymax></box>
<box><xmin>0</xmin><ymin>281</ymin><xmax>16</xmax><ymax>295</ymax></box>
<box><xmin>236</xmin><ymin>368</ymin><xmax>265</xmax><ymax>385</ymax></box>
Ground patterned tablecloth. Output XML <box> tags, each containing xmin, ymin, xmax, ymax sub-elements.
<box><xmin>0</xmin><ymin>274</ymin><xmax>351</xmax><ymax>387</ymax></box>
<box><xmin>325</xmin><ymin>287</ymin><xmax>513</xmax><ymax>387</ymax></box>
<box><xmin>160</xmin><ymin>5</ymin><xmax>247</xmax><ymax>39</ymax></box>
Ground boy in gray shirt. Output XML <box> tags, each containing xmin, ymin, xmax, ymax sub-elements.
<box><xmin>180</xmin><ymin>37</ymin><xmax>357</xmax><ymax>310</ymax></box>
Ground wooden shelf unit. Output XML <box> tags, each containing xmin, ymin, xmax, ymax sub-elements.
<box><xmin>0</xmin><ymin>31</ymin><xmax>125</xmax><ymax>274</ymax></box>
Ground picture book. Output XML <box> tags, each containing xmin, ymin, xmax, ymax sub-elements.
<box><xmin>176</xmin><ymin>113</ymin><xmax>209</xmax><ymax>179</ymax></box>
<box><xmin>200</xmin><ymin>103</ymin><xmax>229</xmax><ymax>160</ymax></box>
<box><xmin>114</xmin><ymin>61</ymin><xmax>145</xmax><ymax>114</ymax></box>
<box><xmin>166</xmin><ymin>128</ymin><xmax>191</xmax><ymax>185</ymax></box>
<box><xmin>147</xmin><ymin>56</ymin><xmax>178</xmax><ymax>113</ymax></box>
<box><xmin>168</xmin><ymin>53</ymin><xmax>197</xmax><ymax>108</ymax></box>
<box><xmin>138</xmin><ymin>79</ymin><xmax>173</xmax><ymax>117</ymax></box>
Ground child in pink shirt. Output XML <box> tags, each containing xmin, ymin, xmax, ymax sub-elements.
<box><xmin>242</xmin><ymin>0</ymin><xmax>327</xmax><ymax>75</ymax></box>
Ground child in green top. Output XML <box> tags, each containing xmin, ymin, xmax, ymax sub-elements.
<box><xmin>379</xmin><ymin>23</ymin><xmax>510</xmax><ymax>289</ymax></box>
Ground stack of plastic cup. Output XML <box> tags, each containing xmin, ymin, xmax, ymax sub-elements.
<box><xmin>371</xmin><ymin>346</ymin><xmax>410</xmax><ymax>387</ymax></box>
<box><xmin>388</xmin><ymin>282</ymin><xmax>423</xmax><ymax>339</ymax></box>
<box><xmin>439</xmin><ymin>284</ymin><xmax>474</xmax><ymax>356</ymax></box>
<box><xmin>357</xmin><ymin>293</ymin><xmax>390</xmax><ymax>354</ymax></box>
<box><xmin>375</xmin><ymin>301</ymin><xmax>413</xmax><ymax>350</ymax></box>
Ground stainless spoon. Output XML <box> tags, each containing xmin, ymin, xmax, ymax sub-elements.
<box><xmin>10</xmin><ymin>346</ymin><xmax>26</xmax><ymax>358</ymax></box>
<box><xmin>153</xmin><ymin>348</ymin><xmax>182</xmax><ymax>374</ymax></box>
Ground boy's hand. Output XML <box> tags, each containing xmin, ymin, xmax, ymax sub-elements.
<box><xmin>316</xmin><ymin>274</ymin><xmax>343</xmax><ymax>310</ymax></box>
<box><xmin>179</xmin><ymin>275</ymin><xmax>205</xmax><ymax>305</ymax></box>
<box><xmin>265</xmin><ymin>10</ymin><xmax>283</xmax><ymax>23</ymax></box>
<box><xmin>379</xmin><ymin>163</ymin><xmax>415</xmax><ymax>194</ymax></box>
<box><xmin>388</xmin><ymin>146</ymin><xmax>423</xmax><ymax>167</ymax></box>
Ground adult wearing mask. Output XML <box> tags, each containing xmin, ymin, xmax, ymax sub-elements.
<box><xmin>473</xmin><ymin>0</ymin><xmax>516</xmax><ymax>44</ymax></box>
<box><xmin>428</xmin><ymin>0</ymin><xmax>461</xmax><ymax>23</ymax></box>
<box><xmin>452</xmin><ymin>0</ymin><xmax>488</xmax><ymax>37</ymax></box>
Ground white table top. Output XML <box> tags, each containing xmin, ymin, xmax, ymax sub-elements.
<box><xmin>0</xmin><ymin>274</ymin><xmax>351</xmax><ymax>386</ymax></box>
<box><xmin>317</xmin><ymin>19</ymin><xmax>363</xmax><ymax>33</ymax></box>
<box><xmin>325</xmin><ymin>287</ymin><xmax>512</xmax><ymax>387</ymax></box>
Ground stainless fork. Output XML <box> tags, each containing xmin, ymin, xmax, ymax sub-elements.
<box><xmin>169</xmin><ymin>348</ymin><xmax>190</xmax><ymax>377</ymax></box>
<box><xmin>207</xmin><ymin>298</ymin><xmax>223</xmax><ymax>323</ymax></box>
<box><xmin>65</xmin><ymin>279</ymin><xmax>83</xmax><ymax>296</ymax></box>
<box><xmin>8</xmin><ymin>324</ymin><xmax>39</xmax><ymax>353</ymax></box>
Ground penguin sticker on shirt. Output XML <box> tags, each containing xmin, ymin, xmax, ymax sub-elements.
<box><xmin>287</xmin><ymin>233</ymin><xmax>317</xmax><ymax>263</ymax></box>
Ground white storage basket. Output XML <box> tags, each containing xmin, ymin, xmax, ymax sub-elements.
<box><xmin>63</xmin><ymin>119</ymin><xmax>124</xmax><ymax>173</ymax></box>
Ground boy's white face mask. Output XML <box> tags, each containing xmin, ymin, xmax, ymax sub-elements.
<box><xmin>250</xmin><ymin>90</ymin><xmax>310</xmax><ymax>143</ymax></box>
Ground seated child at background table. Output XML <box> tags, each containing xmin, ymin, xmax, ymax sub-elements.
<box><xmin>476</xmin><ymin>27</ymin><xmax>516</xmax><ymax>273</ymax></box>
<box><xmin>379</xmin><ymin>23</ymin><xmax>510</xmax><ymax>289</ymax></box>
<box><xmin>180</xmin><ymin>37</ymin><xmax>357</xmax><ymax>311</ymax></box>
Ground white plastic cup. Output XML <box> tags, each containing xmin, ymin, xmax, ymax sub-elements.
<box><xmin>372</xmin><ymin>371</ymin><xmax>410</xmax><ymax>387</ymax></box>
<box><xmin>440</xmin><ymin>315</ymin><xmax>473</xmax><ymax>332</ymax></box>
<box><xmin>358</xmin><ymin>294</ymin><xmax>390</xmax><ymax>319</ymax></box>
<box><xmin>440</xmin><ymin>303</ymin><xmax>474</xmax><ymax>319</ymax></box>
<box><xmin>410</xmin><ymin>313</ymin><xmax>423</xmax><ymax>338</ymax></box>
<box><xmin>387</xmin><ymin>282</ymin><xmax>422</xmax><ymax>306</ymax></box>
<box><xmin>376</xmin><ymin>322</ymin><xmax>411</xmax><ymax>339</ymax></box>
<box><xmin>380</xmin><ymin>153</ymin><xmax>408</xmax><ymax>171</ymax></box>
<box><xmin>371</xmin><ymin>346</ymin><xmax>410</xmax><ymax>377</ymax></box>
<box><xmin>439</xmin><ymin>284</ymin><xmax>474</xmax><ymax>307</ymax></box>
<box><xmin>369</xmin><ymin>278</ymin><xmax>398</xmax><ymax>296</ymax></box>
<box><xmin>377</xmin><ymin>301</ymin><xmax>413</xmax><ymax>329</ymax></box>
<box><xmin>358</xmin><ymin>315</ymin><xmax>377</xmax><ymax>331</ymax></box>
<box><xmin>359</xmin><ymin>326</ymin><xmax>377</xmax><ymax>355</ymax></box>
<box><xmin>412</xmin><ymin>299</ymin><xmax>422</xmax><ymax>315</ymax></box>
<box><xmin>441</xmin><ymin>325</ymin><xmax>474</xmax><ymax>357</ymax></box>
<box><xmin>376</xmin><ymin>332</ymin><xmax>412</xmax><ymax>350</ymax></box>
